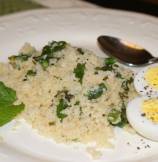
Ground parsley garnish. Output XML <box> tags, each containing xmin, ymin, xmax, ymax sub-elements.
<box><xmin>26</xmin><ymin>69</ymin><xmax>37</xmax><ymax>77</ymax></box>
<box><xmin>107</xmin><ymin>106</ymin><xmax>128</xmax><ymax>127</ymax></box>
<box><xmin>115</xmin><ymin>72</ymin><xmax>124</xmax><ymax>79</ymax></box>
<box><xmin>105</xmin><ymin>57</ymin><xmax>116</xmax><ymax>65</ymax></box>
<box><xmin>56</xmin><ymin>99</ymin><xmax>68</xmax><ymax>122</ymax></box>
<box><xmin>95</xmin><ymin>57</ymin><xmax>116</xmax><ymax>71</ymax></box>
<box><xmin>111</xmin><ymin>77</ymin><xmax>134</xmax><ymax>127</ymax></box>
<box><xmin>74</xmin><ymin>101</ymin><xmax>80</xmax><ymax>105</ymax></box>
<box><xmin>34</xmin><ymin>41</ymin><xmax>67</xmax><ymax>70</ymax></box>
<box><xmin>0</xmin><ymin>81</ymin><xmax>24</xmax><ymax>126</ymax></box>
<box><xmin>87</xmin><ymin>83</ymin><xmax>107</xmax><ymax>100</ymax></box>
<box><xmin>9</xmin><ymin>53</ymin><xmax>31</xmax><ymax>69</ymax></box>
<box><xmin>121</xmin><ymin>77</ymin><xmax>133</xmax><ymax>91</ymax></box>
<box><xmin>23</xmin><ymin>69</ymin><xmax>37</xmax><ymax>81</ymax></box>
<box><xmin>73</xmin><ymin>63</ymin><xmax>86</xmax><ymax>84</ymax></box>
<box><xmin>9</xmin><ymin>54</ymin><xmax>31</xmax><ymax>62</ymax></box>
<box><xmin>107</xmin><ymin>109</ymin><xmax>122</xmax><ymax>125</ymax></box>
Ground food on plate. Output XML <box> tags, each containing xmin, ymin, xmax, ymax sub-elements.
<box><xmin>127</xmin><ymin>97</ymin><xmax>158</xmax><ymax>141</ymax></box>
<box><xmin>0</xmin><ymin>41</ymin><xmax>137</xmax><ymax>147</ymax></box>
<box><xmin>134</xmin><ymin>64</ymin><xmax>158</xmax><ymax>96</ymax></box>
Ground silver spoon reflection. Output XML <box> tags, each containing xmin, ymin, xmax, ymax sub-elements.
<box><xmin>97</xmin><ymin>35</ymin><xmax>158</xmax><ymax>67</ymax></box>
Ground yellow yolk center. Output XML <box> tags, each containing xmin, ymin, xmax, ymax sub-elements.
<box><xmin>142</xmin><ymin>99</ymin><xmax>158</xmax><ymax>123</ymax></box>
<box><xmin>145</xmin><ymin>66</ymin><xmax>158</xmax><ymax>90</ymax></box>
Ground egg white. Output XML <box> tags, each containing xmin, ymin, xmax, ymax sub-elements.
<box><xmin>134</xmin><ymin>64</ymin><xmax>158</xmax><ymax>96</ymax></box>
<box><xmin>126</xmin><ymin>96</ymin><xmax>158</xmax><ymax>141</ymax></box>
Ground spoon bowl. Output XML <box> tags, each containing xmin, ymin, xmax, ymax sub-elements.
<box><xmin>97</xmin><ymin>35</ymin><xmax>158</xmax><ymax>67</ymax></box>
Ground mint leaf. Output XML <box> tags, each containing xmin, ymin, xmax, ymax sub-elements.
<box><xmin>0</xmin><ymin>81</ymin><xmax>16</xmax><ymax>106</ymax></box>
<box><xmin>0</xmin><ymin>103</ymin><xmax>24</xmax><ymax>126</ymax></box>
<box><xmin>73</xmin><ymin>63</ymin><xmax>86</xmax><ymax>84</ymax></box>
<box><xmin>0</xmin><ymin>81</ymin><xmax>25</xmax><ymax>126</ymax></box>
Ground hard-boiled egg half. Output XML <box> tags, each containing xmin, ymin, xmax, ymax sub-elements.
<box><xmin>134</xmin><ymin>64</ymin><xmax>158</xmax><ymax>96</ymax></box>
<box><xmin>127</xmin><ymin>96</ymin><xmax>158</xmax><ymax>141</ymax></box>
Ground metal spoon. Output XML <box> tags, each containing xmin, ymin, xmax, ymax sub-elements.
<box><xmin>97</xmin><ymin>35</ymin><xmax>158</xmax><ymax>67</ymax></box>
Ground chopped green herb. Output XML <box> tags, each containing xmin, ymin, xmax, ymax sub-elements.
<box><xmin>55</xmin><ymin>90</ymin><xmax>74</xmax><ymax>102</ymax></box>
<box><xmin>77</xmin><ymin>48</ymin><xmax>84</xmax><ymax>55</ymax></box>
<box><xmin>73</xmin><ymin>63</ymin><xmax>86</xmax><ymax>84</ymax></box>
<box><xmin>9</xmin><ymin>53</ymin><xmax>31</xmax><ymax>62</ymax></box>
<box><xmin>119</xmin><ymin>92</ymin><xmax>128</xmax><ymax>100</ymax></box>
<box><xmin>107</xmin><ymin>109</ymin><xmax>122</xmax><ymax>125</ymax></box>
<box><xmin>26</xmin><ymin>70</ymin><xmax>37</xmax><ymax>77</ymax></box>
<box><xmin>63</xmin><ymin>90</ymin><xmax>74</xmax><ymax>102</ymax></box>
<box><xmin>95</xmin><ymin>57</ymin><xmax>117</xmax><ymax>72</ymax></box>
<box><xmin>107</xmin><ymin>107</ymin><xmax>128</xmax><ymax>127</ymax></box>
<box><xmin>120</xmin><ymin>102</ymin><xmax>128</xmax><ymax>127</ymax></box>
<box><xmin>104</xmin><ymin>57</ymin><xmax>116</xmax><ymax>65</ymax></box>
<box><xmin>9</xmin><ymin>53</ymin><xmax>31</xmax><ymax>69</ymax></box>
<box><xmin>0</xmin><ymin>81</ymin><xmax>24</xmax><ymax>126</ymax></box>
<box><xmin>74</xmin><ymin>101</ymin><xmax>80</xmax><ymax>105</ymax></box>
<box><xmin>115</xmin><ymin>72</ymin><xmax>124</xmax><ymax>79</ymax></box>
<box><xmin>121</xmin><ymin>77</ymin><xmax>133</xmax><ymax>91</ymax></box>
<box><xmin>33</xmin><ymin>41</ymin><xmax>67</xmax><ymax>70</ymax></box>
<box><xmin>56</xmin><ymin>99</ymin><xmax>68</xmax><ymax>122</ymax></box>
<box><xmin>87</xmin><ymin>83</ymin><xmax>107</xmax><ymax>100</ymax></box>
<box><xmin>23</xmin><ymin>70</ymin><xmax>37</xmax><ymax>81</ymax></box>
<box><xmin>39</xmin><ymin>59</ymin><xmax>49</xmax><ymax>70</ymax></box>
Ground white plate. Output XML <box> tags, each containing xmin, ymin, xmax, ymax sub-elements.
<box><xmin>0</xmin><ymin>8</ymin><xmax>158</xmax><ymax>162</ymax></box>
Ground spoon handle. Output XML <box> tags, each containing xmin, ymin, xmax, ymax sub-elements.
<box><xmin>148</xmin><ymin>57</ymin><xmax>158</xmax><ymax>64</ymax></box>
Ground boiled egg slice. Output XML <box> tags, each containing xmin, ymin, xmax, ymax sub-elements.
<box><xmin>134</xmin><ymin>64</ymin><xmax>158</xmax><ymax>96</ymax></box>
<box><xmin>127</xmin><ymin>96</ymin><xmax>158</xmax><ymax>141</ymax></box>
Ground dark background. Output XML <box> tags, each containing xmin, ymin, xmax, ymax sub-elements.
<box><xmin>85</xmin><ymin>0</ymin><xmax>158</xmax><ymax>17</ymax></box>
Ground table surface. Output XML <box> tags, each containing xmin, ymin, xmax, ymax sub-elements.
<box><xmin>0</xmin><ymin>0</ymin><xmax>158</xmax><ymax>17</ymax></box>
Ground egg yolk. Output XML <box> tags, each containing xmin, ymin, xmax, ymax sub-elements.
<box><xmin>145</xmin><ymin>66</ymin><xmax>158</xmax><ymax>90</ymax></box>
<box><xmin>142</xmin><ymin>99</ymin><xmax>158</xmax><ymax>123</ymax></box>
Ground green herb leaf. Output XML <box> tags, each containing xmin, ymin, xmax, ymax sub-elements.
<box><xmin>9</xmin><ymin>54</ymin><xmax>31</xmax><ymax>62</ymax></box>
<box><xmin>0</xmin><ymin>103</ymin><xmax>24</xmax><ymax>127</ymax></box>
<box><xmin>56</xmin><ymin>99</ymin><xmax>68</xmax><ymax>122</ymax></box>
<box><xmin>26</xmin><ymin>70</ymin><xmax>37</xmax><ymax>77</ymax></box>
<box><xmin>107</xmin><ymin>103</ymin><xmax>128</xmax><ymax>127</ymax></box>
<box><xmin>107</xmin><ymin>109</ymin><xmax>122</xmax><ymax>125</ymax></box>
<box><xmin>73</xmin><ymin>63</ymin><xmax>86</xmax><ymax>84</ymax></box>
<box><xmin>119</xmin><ymin>102</ymin><xmax>129</xmax><ymax>127</ymax></box>
<box><xmin>87</xmin><ymin>83</ymin><xmax>107</xmax><ymax>100</ymax></box>
<box><xmin>74</xmin><ymin>101</ymin><xmax>80</xmax><ymax>105</ymax></box>
<box><xmin>0</xmin><ymin>81</ymin><xmax>25</xmax><ymax>126</ymax></box>
<box><xmin>0</xmin><ymin>81</ymin><xmax>16</xmax><ymax>106</ymax></box>
<box><xmin>34</xmin><ymin>41</ymin><xmax>67</xmax><ymax>70</ymax></box>
<box><xmin>104</xmin><ymin>57</ymin><xmax>116</xmax><ymax>65</ymax></box>
<box><xmin>115</xmin><ymin>72</ymin><xmax>124</xmax><ymax>79</ymax></box>
<box><xmin>121</xmin><ymin>77</ymin><xmax>133</xmax><ymax>91</ymax></box>
<box><xmin>95</xmin><ymin>57</ymin><xmax>117</xmax><ymax>72</ymax></box>
<box><xmin>9</xmin><ymin>54</ymin><xmax>31</xmax><ymax>70</ymax></box>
